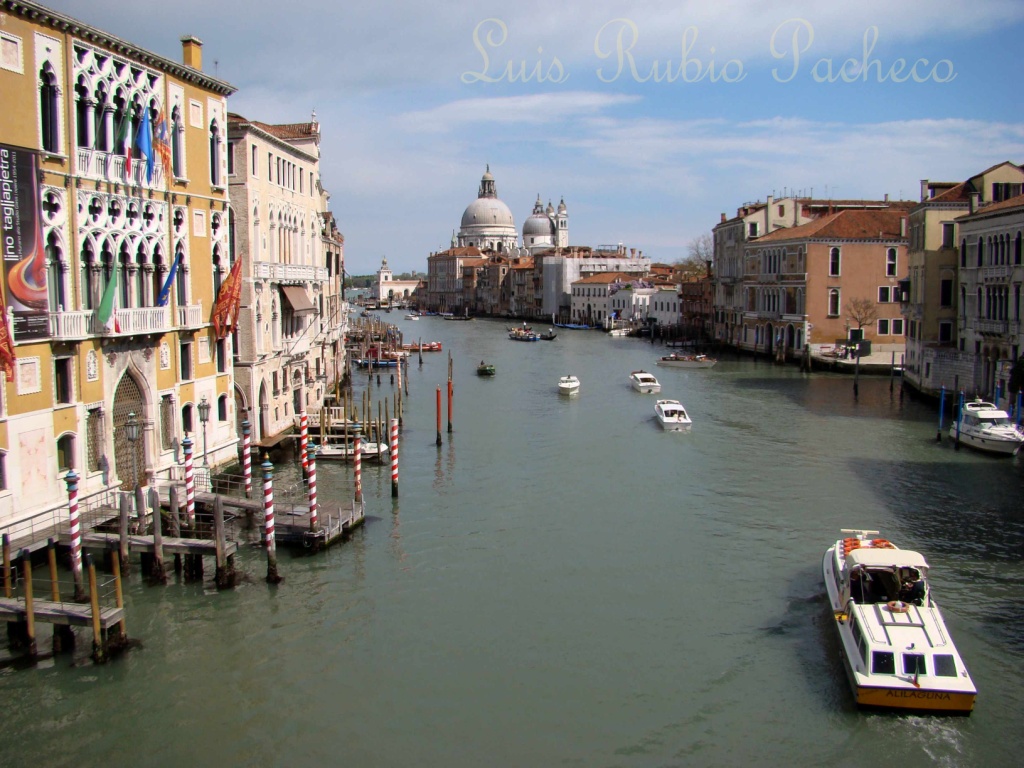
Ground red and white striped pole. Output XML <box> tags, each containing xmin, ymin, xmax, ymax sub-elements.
<box><xmin>390</xmin><ymin>417</ymin><xmax>399</xmax><ymax>498</ymax></box>
<box><xmin>241</xmin><ymin>419</ymin><xmax>252</xmax><ymax>498</ymax></box>
<box><xmin>182</xmin><ymin>435</ymin><xmax>195</xmax><ymax>526</ymax></box>
<box><xmin>353</xmin><ymin>434</ymin><xmax>363</xmax><ymax>503</ymax></box>
<box><xmin>299</xmin><ymin>411</ymin><xmax>309</xmax><ymax>487</ymax></box>
<box><xmin>64</xmin><ymin>469</ymin><xmax>86</xmax><ymax>601</ymax></box>
<box><xmin>307</xmin><ymin>443</ymin><xmax>319</xmax><ymax>531</ymax></box>
<box><xmin>263</xmin><ymin>456</ymin><xmax>281</xmax><ymax>583</ymax></box>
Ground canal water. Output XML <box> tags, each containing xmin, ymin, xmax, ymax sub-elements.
<box><xmin>2</xmin><ymin>317</ymin><xmax>1023</xmax><ymax>767</ymax></box>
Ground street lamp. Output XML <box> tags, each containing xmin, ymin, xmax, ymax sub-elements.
<box><xmin>198</xmin><ymin>395</ymin><xmax>211</xmax><ymax>467</ymax></box>
<box><xmin>125</xmin><ymin>411</ymin><xmax>140</xmax><ymax>490</ymax></box>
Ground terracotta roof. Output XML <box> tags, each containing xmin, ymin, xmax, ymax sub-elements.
<box><xmin>753</xmin><ymin>209</ymin><xmax>907</xmax><ymax>243</ymax></box>
<box><xmin>431</xmin><ymin>246</ymin><xmax>482</xmax><ymax>258</ymax></box>
<box><xmin>574</xmin><ymin>271</ymin><xmax>636</xmax><ymax>284</ymax></box>
<box><xmin>250</xmin><ymin>121</ymin><xmax>318</xmax><ymax>140</ymax></box>
<box><xmin>956</xmin><ymin>193</ymin><xmax>1024</xmax><ymax>220</ymax></box>
<box><xmin>511</xmin><ymin>258</ymin><xmax>535</xmax><ymax>269</ymax></box>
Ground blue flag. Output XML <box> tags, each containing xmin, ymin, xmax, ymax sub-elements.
<box><xmin>157</xmin><ymin>252</ymin><xmax>181</xmax><ymax>307</ymax></box>
<box><xmin>135</xmin><ymin>107</ymin><xmax>153</xmax><ymax>184</ymax></box>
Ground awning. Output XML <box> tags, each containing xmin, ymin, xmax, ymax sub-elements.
<box><xmin>280</xmin><ymin>286</ymin><xmax>316</xmax><ymax>313</ymax></box>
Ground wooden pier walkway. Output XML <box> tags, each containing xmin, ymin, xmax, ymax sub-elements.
<box><xmin>0</xmin><ymin>597</ymin><xmax>124</xmax><ymax>630</ymax></box>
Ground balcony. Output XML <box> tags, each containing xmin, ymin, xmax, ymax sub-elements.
<box><xmin>973</xmin><ymin>318</ymin><xmax>1016</xmax><ymax>336</ymax></box>
<box><xmin>253</xmin><ymin>262</ymin><xmax>328</xmax><ymax>283</ymax></box>
<box><xmin>177</xmin><ymin>304</ymin><xmax>204</xmax><ymax>329</ymax></box>
<box><xmin>981</xmin><ymin>265</ymin><xmax>1013</xmax><ymax>282</ymax></box>
<box><xmin>98</xmin><ymin>306</ymin><xmax>172</xmax><ymax>336</ymax></box>
<box><xmin>49</xmin><ymin>310</ymin><xmax>93</xmax><ymax>340</ymax></box>
<box><xmin>75</xmin><ymin>149</ymin><xmax>164</xmax><ymax>190</ymax></box>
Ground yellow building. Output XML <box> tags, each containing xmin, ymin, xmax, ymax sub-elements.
<box><xmin>0</xmin><ymin>0</ymin><xmax>236</xmax><ymax>529</ymax></box>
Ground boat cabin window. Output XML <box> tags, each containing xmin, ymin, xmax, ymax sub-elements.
<box><xmin>871</xmin><ymin>651</ymin><xmax>895</xmax><ymax>675</ymax></box>
<box><xmin>903</xmin><ymin>654</ymin><xmax>926</xmax><ymax>676</ymax></box>
<box><xmin>933</xmin><ymin>654</ymin><xmax>957</xmax><ymax>677</ymax></box>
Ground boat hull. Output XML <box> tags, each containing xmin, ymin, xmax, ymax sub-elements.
<box><xmin>948</xmin><ymin>426</ymin><xmax>1023</xmax><ymax>455</ymax></box>
<box><xmin>657</xmin><ymin>359</ymin><xmax>716</xmax><ymax>369</ymax></box>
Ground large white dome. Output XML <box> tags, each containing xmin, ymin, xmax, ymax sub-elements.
<box><xmin>523</xmin><ymin>212</ymin><xmax>553</xmax><ymax>238</ymax></box>
<box><xmin>461</xmin><ymin>197</ymin><xmax>515</xmax><ymax>229</ymax></box>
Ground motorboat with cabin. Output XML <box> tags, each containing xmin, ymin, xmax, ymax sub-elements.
<box><xmin>558</xmin><ymin>375</ymin><xmax>580</xmax><ymax>396</ymax></box>
<box><xmin>629</xmin><ymin>370</ymin><xmax>661</xmax><ymax>393</ymax></box>
<box><xmin>654</xmin><ymin>399</ymin><xmax>691</xmax><ymax>430</ymax></box>
<box><xmin>822</xmin><ymin>529</ymin><xmax>977</xmax><ymax>714</ymax></box>
<box><xmin>949</xmin><ymin>398</ymin><xmax>1024</xmax><ymax>455</ymax></box>
<box><xmin>656</xmin><ymin>353</ymin><xmax>716</xmax><ymax>369</ymax></box>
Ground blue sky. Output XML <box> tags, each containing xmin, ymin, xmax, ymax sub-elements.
<box><xmin>42</xmin><ymin>1</ymin><xmax>1024</xmax><ymax>273</ymax></box>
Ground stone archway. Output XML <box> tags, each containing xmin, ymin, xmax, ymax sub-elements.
<box><xmin>113</xmin><ymin>371</ymin><xmax>146</xmax><ymax>491</ymax></box>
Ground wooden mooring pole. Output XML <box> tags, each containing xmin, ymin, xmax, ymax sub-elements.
<box><xmin>169</xmin><ymin>485</ymin><xmax>182</xmax><ymax>576</ymax></box>
<box><xmin>21</xmin><ymin>549</ymin><xmax>37</xmax><ymax>660</ymax></box>
<box><xmin>118</xmin><ymin>491</ymin><xmax>131</xmax><ymax>577</ymax></box>
<box><xmin>213</xmin><ymin>496</ymin><xmax>234</xmax><ymax>589</ymax></box>
<box><xmin>263</xmin><ymin>457</ymin><xmax>282</xmax><ymax>584</ymax></box>
<box><xmin>149</xmin><ymin>488</ymin><xmax>167</xmax><ymax>584</ymax></box>
<box><xmin>86</xmin><ymin>553</ymin><xmax>105</xmax><ymax>663</ymax></box>
<box><xmin>110</xmin><ymin>543</ymin><xmax>127</xmax><ymax>642</ymax></box>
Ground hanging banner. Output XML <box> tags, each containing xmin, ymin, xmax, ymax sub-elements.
<box><xmin>0</xmin><ymin>143</ymin><xmax>50</xmax><ymax>340</ymax></box>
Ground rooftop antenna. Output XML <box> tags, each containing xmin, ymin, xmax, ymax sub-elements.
<box><xmin>214</xmin><ymin>59</ymin><xmax>218</xmax><ymax>76</ymax></box>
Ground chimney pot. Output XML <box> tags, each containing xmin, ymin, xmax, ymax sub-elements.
<box><xmin>969</xmin><ymin>191</ymin><xmax>979</xmax><ymax>214</ymax></box>
<box><xmin>181</xmin><ymin>35</ymin><xmax>203</xmax><ymax>71</ymax></box>
<box><xmin>920</xmin><ymin>179</ymin><xmax>929</xmax><ymax>202</ymax></box>
<box><xmin>720</xmin><ymin>212</ymin><xmax>726</xmax><ymax>223</ymax></box>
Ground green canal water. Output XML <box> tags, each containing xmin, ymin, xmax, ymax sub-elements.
<box><xmin>2</xmin><ymin>317</ymin><xmax>1023</xmax><ymax>767</ymax></box>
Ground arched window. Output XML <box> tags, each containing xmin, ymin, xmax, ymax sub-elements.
<box><xmin>40</xmin><ymin>66</ymin><xmax>60</xmax><ymax>153</ymax></box>
<box><xmin>1016</xmin><ymin>232</ymin><xmax>1022</xmax><ymax>266</ymax></box>
<box><xmin>119</xmin><ymin>241</ymin><xmax>131</xmax><ymax>308</ymax></box>
<box><xmin>56</xmin><ymin>434</ymin><xmax>75</xmax><ymax>472</ymax></box>
<box><xmin>94</xmin><ymin>83</ymin><xmax>110</xmax><ymax>152</ymax></box>
<box><xmin>217</xmin><ymin>394</ymin><xmax>228</xmax><ymax>422</ymax></box>
<box><xmin>212</xmin><ymin>245</ymin><xmax>223</xmax><ymax>296</ymax></box>
<box><xmin>209</xmin><ymin>120</ymin><xmax>221</xmax><ymax>186</ymax></box>
<box><xmin>46</xmin><ymin>231</ymin><xmax>66</xmax><ymax>311</ymax></box>
<box><xmin>175</xmin><ymin>243</ymin><xmax>187</xmax><ymax>305</ymax></box>
<box><xmin>181</xmin><ymin>403</ymin><xmax>194</xmax><ymax>434</ymax></box>
<box><xmin>960</xmin><ymin>239</ymin><xmax>967</xmax><ymax>268</ymax></box>
<box><xmin>829</xmin><ymin>247</ymin><xmax>840</xmax><ymax>277</ymax></box>
<box><xmin>74</xmin><ymin>78</ymin><xmax>90</xmax><ymax>148</ymax></box>
<box><xmin>828</xmin><ymin>288</ymin><xmax>840</xmax><ymax>317</ymax></box>
<box><xmin>171</xmin><ymin>105</ymin><xmax>184</xmax><ymax>178</ymax></box>
<box><xmin>977</xmin><ymin>237</ymin><xmax>983</xmax><ymax>267</ymax></box>
<box><xmin>886</xmin><ymin>248</ymin><xmax>898</xmax><ymax>277</ymax></box>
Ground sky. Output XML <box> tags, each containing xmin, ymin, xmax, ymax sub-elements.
<box><xmin>41</xmin><ymin>1</ymin><xmax>1024</xmax><ymax>274</ymax></box>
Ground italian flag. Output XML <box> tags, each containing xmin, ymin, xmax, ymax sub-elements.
<box><xmin>115</xmin><ymin>112</ymin><xmax>132</xmax><ymax>179</ymax></box>
<box><xmin>96</xmin><ymin>267</ymin><xmax>121</xmax><ymax>334</ymax></box>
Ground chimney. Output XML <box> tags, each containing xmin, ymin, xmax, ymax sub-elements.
<box><xmin>900</xmin><ymin>217</ymin><xmax>907</xmax><ymax>238</ymax></box>
<box><xmin>884</xmin><ymin>193</ymin><xmax>889</xmax><ymax>203</ymax></box>
<box><xmin>765</xmin><ymin>194</ymin><xmax>774</xmax><ymax>234</ymax></box>
<box><xmin>181</xmin><ymin>35</ymin><xmax>203</xmax><ymax>71</ymax></box>
<box><xmin>720</xmin><ymin>212</ymin><xmax>726</xmax><ymax>223</ymax></box>
<box><xmin>969</xmin><ymin>191</ymin><xmax>979</xmax><ymax>214</ymax></box>
<box><xmin>920</xmin><ymin>179</ymin><xmax>929</xmax><ymax>202</ymax></box>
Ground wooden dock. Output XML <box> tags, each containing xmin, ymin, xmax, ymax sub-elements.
<box><xmin>58</xmin><ymin>532</ymin><xmax>238</xmax><ymax>558</ymax></box>
<box><xmin>0</xmin><ymin>597</ymin><xmax>124</xmax><ymax>629</ymax></box>
<box><xmin>268</xmin><ymin>500</ymin><xmax>366</xmax><ymax>548</ymax></box>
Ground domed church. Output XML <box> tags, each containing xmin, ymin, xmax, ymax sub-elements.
<box><xmin>523</xmin><ymin>195</ymin><xmax>569</xmax><ymax>252</ymax></box>
<box><xmin>456</xmin><ymin>166</ymin><xmax>520</xmax><ymax>253</ymax></box>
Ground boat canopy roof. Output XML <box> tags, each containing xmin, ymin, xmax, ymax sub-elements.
<box><xmin>846</xmin><ymin>548</ymin><xmax>929</xmax><ymax>570</ymax></box>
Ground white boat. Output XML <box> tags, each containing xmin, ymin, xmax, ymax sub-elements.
<box><xmin>629</xmin><ymin>370</ymin><xmax>661</xmax><ymax>394</ymax></box>
<box><xmin>949</xmin><ymin>398</ymin><xmax>1024</xmax><ymax>455</ymax></box>
<box><xmin>558</xmin><ymin>375</ymin><xmax>580</xmax><ymax>396</ymax></box>
<box><xmin>404</xmin><ymin>313</ymin><xmax>419</xmax><ymax>320</ymax></box>
<box><xmin>608</xmin><ymin>328</ymin><xmax>629</xmax><ymax>337</ymax></box>
<box><xmin>654</xmin><ymin>399</ymin><xmax>691</xmax><ymax>430</ymax></box>
<box><xmin>656</xmin><ymin>353</ymin><xmax>716</xmax><ymax>369</ymax></box>
<box><xmin>823</xmin><ymin>529</ymin><xmax>977</xmax><ymax>714</ymax></box>
<box><xmin>316</xmin><ymin>440</ymin><xmax>388</xmax><ymax>462</ymax></box>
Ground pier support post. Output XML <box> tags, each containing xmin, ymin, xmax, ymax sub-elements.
<box><xmin>354</xmin><ymin>434</ymin><xmax>363</xmax><ymax>504</ymax></box>
<box><xmin>263</xmin><ymin>457</ymin><xmax>282</xmax><ymax>584</ymax></box>
<box><xmin>135</xmin><ymin>486</ymin><xmax>149</xmax><ymax>574</ymax></box>
<box><xmin>183</xmin><ymin>435</ymin><xmax>196</xmax><ymax>528</ymax></box>
<box><xmin>110</xmin><ymin>543</ymin><xmax>127</xmax><ymax>643</ymax></box>
<box><xmin>299</xmin><ymin>411</ymin><xmax>309</xmax><ymax>489</ymax></box>
<box><xmin>65</xmin><ymin>469</ymin><xmax>87</xmax><ymax>600</ymax></box>
<box><xmin>149</xmin><ymin>488</ymin><xmax>166</xmax><ymax>584</ymax></box>
<box><xmin>937</xmin><ymin>385</ymin><xmax>946</xmax><ymax>442</ymax></box>
<box><xmin>308</xmin><ymin>446</ymin><xmax>320</xmax><ymax>548</ymax></box>
<box><xmin>2</xmin><ymin>533</ymin><xmax>10</xmax><ymax>599</ymax></box>
<box><xmin>213</xmin><ymin>495</ymin><xmax>234</xmax><ymax>589</ymax></box>
<box><xmin>21</xmin><ymin>549</ymin><xmax>37</xmax><ymax>660</ymax></box>
<box><xmin>169</xmin><ymin>485</ymin><xmax>182</xmax><ymax>576</ymax></box>
<box><xmin>117</xmin><ymin>491</ymin><xmax>131</xmax><ymax>579</ymax></box>
<box><xmin>48</xmin><ymin>538</ymin><xmax>74</xmax><ymax>653</ymax></box>
<box><xmin>390</xmin><ymin>418</ymin><xmax>399</xmax><ymax>498</ymax></box>
<box><xmin>86</xmin><ymin>553</ymin><xmax>105</xmax><ymax>664</ymax></box>
<box><xmin>436</xmin><ymin>386</ymin><xmax>442</xmax><ymax>446</ymax></box>
<box><xmin>242</xmin><ymin>419</ymin><xmax>253</xmax><ymax>498</ymax></box>
<box><xmin>447</xmin><ymin>378</ymin><xmax>453</xmax><ymax>434</ymax></box>
<box><xmin>954</xmin><ymin>390</ymin><xmax>964</xmax><ymax>450</ymax></box>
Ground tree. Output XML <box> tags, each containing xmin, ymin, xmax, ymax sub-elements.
<box><xmin>675</xmin><ymin>233</ymin><xmax>712</xmax><ymax>278</ymax></box>
<box><xmin>845</xmin><ymin>297</ymin><xmax>878</xmax><ymax>331</ymax></box>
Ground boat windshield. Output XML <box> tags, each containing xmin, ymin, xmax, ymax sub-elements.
<box><xmin>979</xmin><ymin>415</ymin><xmax>1012</xmax><ymax>427</ymax></box>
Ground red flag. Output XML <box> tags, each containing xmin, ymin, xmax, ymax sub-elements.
<box><xmin>211</xmin><ymin>260</ymin><xmax>243</xmax><ymax>339</ymax></box>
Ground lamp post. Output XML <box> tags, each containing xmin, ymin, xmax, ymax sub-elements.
<box><xmin>198</xmin><ymin>395</ymin><xmax>211</xmax><ymax>467</ymax></box>
<box><xmin>125</xmin><ymin>412</ymin><xmax>140</xmax><ymax>491</ymax></box>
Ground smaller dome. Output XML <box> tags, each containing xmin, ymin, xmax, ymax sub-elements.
<box><xmin>545</xmin><ymin>200</ymin><xmax>555</xmax><ymax>215</ymax></box>
<box><xmin>557</xmin><ymin>198</ymin><xmax>567</xmax><ymax>214</ymax></box>
<box><xmin>523</xmin><ymin>213</ymin><xmax>554</xmax><ymax>238</ymax></box>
